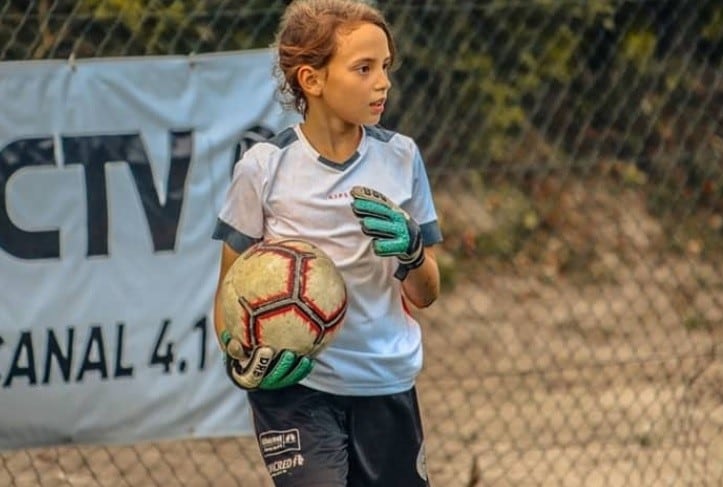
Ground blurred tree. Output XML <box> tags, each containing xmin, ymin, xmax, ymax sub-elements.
<box><xmin>0</xmin><ymin>0</ymin><xmax>719</xmax><ymax>213</ymax></box>
<box><xmin>0</xmin><ymin>0</ymin><xmax>286</xmax><ymax>59</ymax></box>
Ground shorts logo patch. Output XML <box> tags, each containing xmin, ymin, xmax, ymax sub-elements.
<box><xmin>259</xmin><ymin>428</ymin><xmax>302</xmax><ymax>457</ymax></box>
<box><xmin>416</xmin><ymin>441</ymin><xmax>428</xmax><ymax>481</ymax></box>
<box><xmin>266</xmin><ymin>454</ymin><xmax>305</xmax><ymax>478</ymax></box>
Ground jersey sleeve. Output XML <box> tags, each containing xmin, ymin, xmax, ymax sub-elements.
<box><xmin>405</xmin><ymin>143</ymin><xmax>443</xmax><ymax>246</ymax></box>
<box><xmin>212</xmin><ymin>146</ymin><xmax>267</xmax><ymax>253</ymax></box>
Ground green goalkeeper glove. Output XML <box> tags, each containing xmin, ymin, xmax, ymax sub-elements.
<box><xmin>350</xmin><ymin>185</ymin><xmax>425</xmax><ymax>280</ymax></box>
<box><xmin>220</xmin><ymin>330</ymin><xmax>314</xmax><ymax>391</ymax></box>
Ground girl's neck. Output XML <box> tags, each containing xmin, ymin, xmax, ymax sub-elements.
<box><xmin>300</xmin><ymin>116</ymin><xmax>362</xmax><ymax>164</ymax></box>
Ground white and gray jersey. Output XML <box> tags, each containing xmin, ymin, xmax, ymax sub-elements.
<box><xmin>213</xmin><ymin>124</ymin><xmax>443</xmax><ymax>396</ymax></box>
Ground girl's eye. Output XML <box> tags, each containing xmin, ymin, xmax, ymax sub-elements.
<box><xmin>358</xmin><ymin>65</ymin><xmax>370</xmax><ymax>74</ymax></box>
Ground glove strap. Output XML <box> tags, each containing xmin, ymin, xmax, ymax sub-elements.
<box><xmin>394</xmin><ymin>251</ymin><xmax>425</xmax><ymax>280</ymax></box>
<box><xmin>394</xmin><ymin>222</ymin><xmax>425</xmax><ymax>280</ymax></box>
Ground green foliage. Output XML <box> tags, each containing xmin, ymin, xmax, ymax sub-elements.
<box><xmin>0</xmin><ymin>0</ymin><xmax>284</xmax><ymax>58</ymax></box>
<box><xmin>474</xmin><ymin>185</ymin><xmax>539</xmax><ymax>258</ymax></box>
<box><xmin>683</xmin><ymin>311</ymin><xmax>708</xmax><ymax>332</ymax></box>
<box><xmin>386</xmin><ymin>1</ymin><xmax>718</xmax><ymax>187</ymax></box>
<box><xmin>78</xmin><ymin>0</ymin><xmax>187</xmax><ymax>54</ymax></box>
<box><xmin>702</xmin><ymin>7</ymin><xmax>723</xmax><ymax>41</ymax></box>
<box><xmin>620</xmin><ymin>29</ymin><xmax>657</xmax><ymax>67</ymax></box>
<box><xmin>536</xmin><ymin>25</ymin><xmax>578</xmax><ymax>83</ymax></box>
<box><xmin>439</xmin><ymin>178</ymin><xmax>539</xmax><ymax>261</ymax></box>
<box><xmin>435</xmin><ymin>250</ymin><xmax>458</xmax><ymax>293</ymax></box>
<box><xmin>533</xmin><ymin>0</ymin><xmax>616</xmax><ymax>20</ymax></box>
<box><xmin>1</xmin><ymin>1</ymin><xmax>720</xmax><ymax>265</ymax></box>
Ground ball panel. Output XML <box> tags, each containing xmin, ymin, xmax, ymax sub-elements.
<box><xmin>221</xmin><ymin>238</ymin><xmax>348</xmax><ymax>358</ymax></box>
<box><xmin>300</xmin><ymin>256</ymin><xmax>347</xmax><ymax>323</ymax></box>
<box><xmin>229</xmin><ymin>248</ymin><xmax>296</xmax><ymax>307</ymax></box>
<box><xmin>256</xmin><ymin>305</ymin><xmax>323</xmax><ymax>355</ymax></box>
<box><xmin>221</xmin><ymin>271</ymin><xmax>252</xmax><ymax>349</ymax></box>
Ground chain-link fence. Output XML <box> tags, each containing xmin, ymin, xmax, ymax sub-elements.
<box><xmin>2</xmin><ymin>0</ymin><xmax>722</xmax><ymax>485</ymax></box>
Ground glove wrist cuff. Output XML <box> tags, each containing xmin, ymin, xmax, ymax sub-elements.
<box><xmin>394</xmin><ymin>251</ymin><xmax>425</xmax><ymax>280</ymax></box>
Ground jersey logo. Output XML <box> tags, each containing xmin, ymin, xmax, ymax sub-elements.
<box><xmin>327</xmin><ymin>191</ymin><xmax>350</xmax><ymax>200</ymax></box>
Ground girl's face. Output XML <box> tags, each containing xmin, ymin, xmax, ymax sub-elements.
<box><xmin>314</xmin><ymin>22</ymin><xmax>392</xmax><ymax>127</ymax></box>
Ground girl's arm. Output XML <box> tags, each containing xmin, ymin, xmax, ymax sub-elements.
<box><xmin>213</xmin><ymin>243</ymin><xmax>242</xmax><ymax>348</ymax></box>
<box><xmin>401</xmin><ymin>246</ymin><xmax>440</xmax><ymax>308</ymax></box>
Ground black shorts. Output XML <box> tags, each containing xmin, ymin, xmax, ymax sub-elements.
<box><xmin>247</xmin><ymin>384</ymin><xmax>431</xmax><ymax>487</ymax></box>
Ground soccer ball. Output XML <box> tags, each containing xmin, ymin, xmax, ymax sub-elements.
<box><xmin>220</xmin><ymin>238</ymin><xmax>347</xmax><ymax>357</ymax></box>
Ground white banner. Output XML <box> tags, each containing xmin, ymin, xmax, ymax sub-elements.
<box><xmin>0</xmin><ymin>51</ymin><xmax>299</xmax><ymax>449</ymax></box>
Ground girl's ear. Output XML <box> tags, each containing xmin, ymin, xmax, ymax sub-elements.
<box><xmin>297</xmin><ymin>65</ymin><xmax>324</xmax><ymax>97</ymax></box>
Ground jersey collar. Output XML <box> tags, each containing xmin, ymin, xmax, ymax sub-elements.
<box><xmin>293</xmin><ymin>124</ymin><xmax>368</xmax><ymax>171</ymax></box>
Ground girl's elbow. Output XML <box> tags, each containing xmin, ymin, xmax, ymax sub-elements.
<box><xmin>414</xmin><ymin>294</ymin><xmax>437</xmax><ymax>309</ymax></box>
<box><xmin>409</xmin><ymin>284</ymin><xmax>440</xmax><ymax>308</ymax></box>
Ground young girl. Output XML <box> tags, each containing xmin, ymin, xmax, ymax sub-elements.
<box><xmin>212</xmin><ymin>0</ymin><xmax>442</xmax><ymax>485</ymax></box>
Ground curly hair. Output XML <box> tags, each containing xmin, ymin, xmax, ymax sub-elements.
<box><xmin>273</xmin><ymin>0</ymin><xmax>396</xmax><ymax>115</ymax></box>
